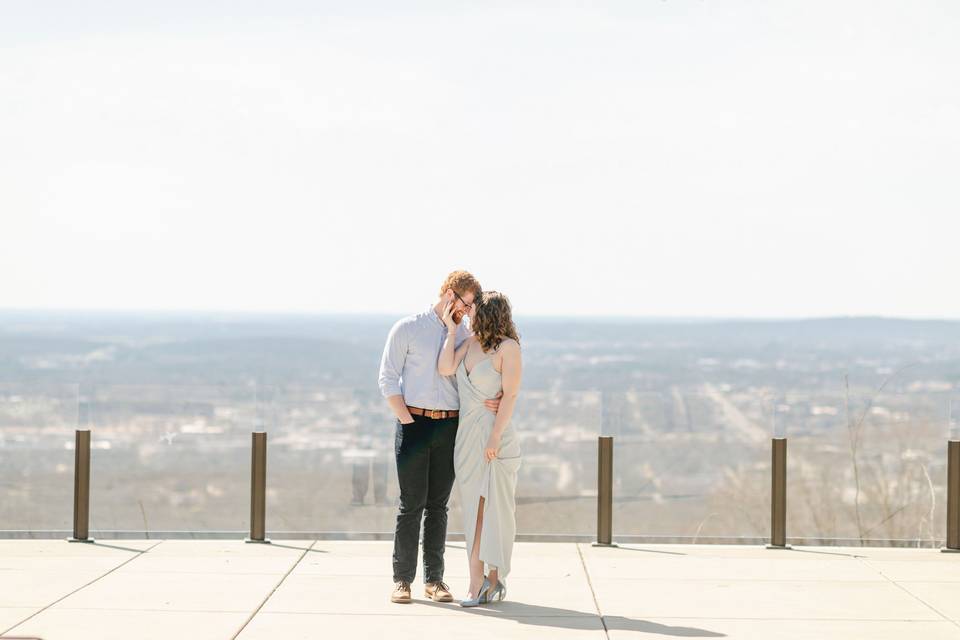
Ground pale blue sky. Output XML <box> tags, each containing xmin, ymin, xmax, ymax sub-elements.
<box><xmin>2</xmin><ymin>2</ymin><xmax>958</xmax><ymax>317</ymax></box>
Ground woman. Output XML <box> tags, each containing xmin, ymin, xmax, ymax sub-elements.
<box><xmin>438</xmin><ymin>291</ymin><xmax>522</xmax><ymax>606</ymax></box>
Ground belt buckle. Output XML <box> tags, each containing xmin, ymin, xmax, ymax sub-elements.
<box><xmin>430</xmin><ymin>409</ymin><xmax>442</xmax><ymax>419</ymax></box>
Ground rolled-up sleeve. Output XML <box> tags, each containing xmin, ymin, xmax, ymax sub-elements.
<box><xmin>378</xmin><ymin>320</ymin><xmax>408</xmax><ymax>398</ymax></box>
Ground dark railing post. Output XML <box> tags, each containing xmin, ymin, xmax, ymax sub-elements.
<box><xmin>943</xmin><ymin>440</ymin><xmax>960</xmax><ymax>552</ymax></box>
<box><xmin>766</xmin><ymin>437</ymin><xmax>790</xmax><ymax>549</ymax></box>
<box><xmin>592</xmin><ymin>436</ymin><xmax>617</xmax><ymax>547</ymax></box>
<box><xmin>245</xmin><ymin>431</ymin><xmax>270</xmax><ymax>543</ymax></box>
<box><xmin>68</xmin><ymin>429</ymin><xmax>93</xmax><ymax>543</ymax></box>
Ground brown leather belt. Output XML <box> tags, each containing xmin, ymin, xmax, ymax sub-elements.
<box><xmin>407</xmin><ymin>406</ymin><xmax>459</xmax><ymax>419</ymax></box>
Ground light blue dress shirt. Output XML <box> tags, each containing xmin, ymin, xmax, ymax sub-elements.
<box><xmin>378</xmin><ymin>304</ymin><xmax>471</xmax><ymax>410</ymax></box>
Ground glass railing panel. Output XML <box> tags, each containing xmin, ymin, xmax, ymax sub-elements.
<box><xmin>263</xmin><ymin>386</ymin><xmax>397</xmax><ymax>534</ymax></box>
<box><xmin>0</xmin><ymin>383</ymin><xmax>78</xmax><ymax>531</ymax></box>
<box><xmin>265</xmin><ymin>386</ymin><xmax>601</xmax><ymax>536</ymax></box>
<box><xmin>612</xmin><ymin>390</ymin><xmax>771</xmax><ymax>539</ymax></box>
<box><xmin>508</xmin><ymin>389</ymin><xmax>601</xmax><ymax>536</ymax></box>
<box><xmin>9</xmin><ymin>378</ymin><xmax>948</xmax><ymax>544</ymax></box>
<box><xmin>84</xmin><ymin>384</ymin><xmax>251</xmax><ymax>533</ymax></box>
<box><xmin>786</xmin><ymin>391</ymin><xmax>948</xmax><ymax>545</ymax></box>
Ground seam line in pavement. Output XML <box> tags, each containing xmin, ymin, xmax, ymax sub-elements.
<box><xmin>855</xmin><ymin>556</ymin><xmax>960</xmax><ymax>631</ymax></box>
<box><xmin>0</xmin><ymin>539</ymin><xmax>165</xmax><ymax>637</ymax></box>
<box><xmin>230</xmin><ymin>539</ymin><xmax>317</xmax><ymax>640</ymax></box>
<box><xmin>576</xmin><ymin>543</ymin><xmax>610</xmax><ymax>639</ymax></box>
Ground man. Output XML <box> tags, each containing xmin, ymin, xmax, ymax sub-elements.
<box><xmin>378</xmin><ymin>270</ymin><xmax>500</xmax><ymax>604</ymax></box>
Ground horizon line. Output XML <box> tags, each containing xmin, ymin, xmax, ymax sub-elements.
<box><xmin>1</xmin><ymin>307</ymin><xmax>959</xmax><ymax>324</ymax></box>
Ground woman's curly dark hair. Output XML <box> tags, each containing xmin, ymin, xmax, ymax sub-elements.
<box><xmin>472</xmin><ymin>291</ymin><xmax>520</xmax><ymax>353</ymax></box>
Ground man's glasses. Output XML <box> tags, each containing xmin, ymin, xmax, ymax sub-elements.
<box><xmin>453</xmin><ymin>291</ymin><xmax>474</xmax><ymax>309</ymax></box>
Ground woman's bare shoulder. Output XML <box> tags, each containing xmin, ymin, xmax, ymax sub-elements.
<box><xmin>497</xmin><ymin>338</ymin><xmax>521</xmax><ymax>353</ymax></box>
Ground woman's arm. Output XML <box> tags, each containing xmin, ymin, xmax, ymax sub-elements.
<box><xmin>438</xmin><ymin>337</ymin><xmax>471</xmax><ymax>377</ymax></box>
<box><xmin>485</xmin><ymin>340</ymin><xmax>522</xmax><ymax>459</ymax></box>
<box><xmin>438</xmin><ymin>302</ymin><xmax>473</xmax><ymax>376</ymax></box>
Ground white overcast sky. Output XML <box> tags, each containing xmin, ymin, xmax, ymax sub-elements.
<box><xmin>1</xmin><ymin>1</ymin><xmax>957</xmax><ymax>318</ymax></box>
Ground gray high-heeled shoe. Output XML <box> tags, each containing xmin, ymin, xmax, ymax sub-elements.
<box><xmin>487</xmin><ymin>578</ymin><xmax>507</xmax><ymax>602</ymax></box>
<box><xmin>459</xmin><ymin>577</ymin><xmax>491</xmax><ymax>607</ymax></box>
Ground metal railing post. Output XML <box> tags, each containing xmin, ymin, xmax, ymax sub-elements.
<box><xmin>245</xmin><ymin>431</ymin><xmax>270</xmax><ymax>543</ymax></box>
<box><xmin>68</xmin><ymin>429</ymin><xmax>93</xmax><ymax>543</ymax></box>
<box><xmin>593</xmin><ymin>436</ymin><xmax>617</xmax><ymax>547</ymax></box>
<box><xmin>766</xmin><ymin>437</ymin><xmax>790</xmax><ymax>549</ymax></box>
<box><xmin>943</xmin><ymin>441</ymin><xmax>960</xmax><ymax>552</ymax></box>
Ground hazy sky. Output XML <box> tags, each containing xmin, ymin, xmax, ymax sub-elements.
<box><xmin>2</xmin><ymin>1</ymin><xmax>958</xmax><ymax>318</ymax></box>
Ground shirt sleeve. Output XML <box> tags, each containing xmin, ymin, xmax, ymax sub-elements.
<box><xmin>378</xmin><ymin>319</ymin><xmax>408</xmax><ymax>398</ymax></box>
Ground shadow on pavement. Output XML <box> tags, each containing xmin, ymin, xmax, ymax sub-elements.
<box><xmin>268</xmin><ymin>543</ymin><xmax>328</xmax><ymax>553</ymax></box>
<box><xmin>416</xmin><ymin>599</ymin><xmax>725</xmax><ymax>636</ymax></box>
<box><xmin>90</xmin><ymin>541</ymin><xmax>156</xmax><ymax>553</ymax></box>
<box><xmin>787</xmin><ymin>547</ymin><xmax>866</xmax><ymax>559</ymax></box>
<box><xmin>603</xmin><ymin>546</ymin><xmax>688</xmax><ymax>556</ymax></box>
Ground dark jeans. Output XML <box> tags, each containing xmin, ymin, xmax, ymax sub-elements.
<box><xmin>392</xmin><ymin>413</ymin><xmax>458</xmax><ymax>584</ymax></box>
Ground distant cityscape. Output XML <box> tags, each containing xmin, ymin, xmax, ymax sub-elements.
<box><xmin>2</xmin><ymin>311</ymin><xmax>959</xmax><ymax>542</ymax></box>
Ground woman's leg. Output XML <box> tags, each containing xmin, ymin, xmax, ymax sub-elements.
<box><xmin>467</xmin><ymin>496</ymin><xmax>485</xmax><ymax>598</ymax></box>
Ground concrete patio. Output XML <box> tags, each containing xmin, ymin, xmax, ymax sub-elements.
<box><xmin>3</xmin><ymin>539</ymin><xmax>960</xmax><ymax>639</ymax></box>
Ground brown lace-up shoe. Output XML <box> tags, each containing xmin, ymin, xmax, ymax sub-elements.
<box><xmin>424</xmin><ymin>581</ymin><xmax>454</xmax><ymax>602</ymax></box>
<box><xmin>391</xmin><ymin>580</ymin><xmax>412</xmax><ymax>604</ymax></box>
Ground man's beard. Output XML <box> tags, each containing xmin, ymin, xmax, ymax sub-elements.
<box><xmin>452</xmin><ymin>309</ymin><xmax>465</xmax><ymax>325</ymax></box>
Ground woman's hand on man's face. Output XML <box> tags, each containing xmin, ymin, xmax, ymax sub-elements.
<box><xmin>441</xmin><ymin>300</ymin><xmax>458</xmax><ymax>330</ymax></box>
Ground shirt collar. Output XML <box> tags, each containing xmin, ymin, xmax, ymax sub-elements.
<box><xmin>426</xmin><ymin>303</ymin><xmax>444</xmax><ymax>326</ymax></box>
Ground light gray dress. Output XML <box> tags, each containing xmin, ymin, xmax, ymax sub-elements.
<box><xmin>454</xmin><ymin>356</ymin><xmax>522</xmax><ymax>579</ymax></box>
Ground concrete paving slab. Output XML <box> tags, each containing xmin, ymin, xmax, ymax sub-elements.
<box><xmin>311</xmin><ymin>540</ymin><xmax>581</xmax><ymax>558</ymax></box>
<box><xmin>294</xmin><ymin>544</ymin><xmax>582</xmax><ymax>579</ymax></box>
<box><xmin>0</xmin><ymin>561</ymin><xmax>137</xmax><ymax>611</ymax></box>
<box><xmin>606</xmin><ymin>618</ymin><xmax>960</xmax><ymax>640</ymax></box>
<box><xmin>51</xmin><ymin>569</ymin><xmax>284</xmax><ymax>612</ymax></box>
<box><xmin>113</xmin><ymin>554</ymin><xmax>300</xmax><ymax>575</ymax></box>
<box><xmin>445</xmin><ymin>577</ymin><xmax>598</xmax><ymax>617</ymax></box>
<box><xmin>0</xmin><ymin>542</ymin><xmax>157</xmax><ymax>607</ymax></box>
<box><xmin>4</xmin><ymin>608</ymin><xmax>250</xmax><ymax>640</ymax></box>
<box><xmin>581</xmin><ymin>554</ymin><xmax>883</xmax><ymax>582</ymax></box>
<box><xmin>0</xmin><ymin>540</ymin><xmax>155</xmax><ymax>556</ymax></box>
<box><xmin>310</xmin><ymin>540</ymin><xmax>399</xmax><ymax>556</ymax></box>
<box><xmin>895</xmin><ymin>582</ymin><xmax>960</xmax><ymax>621</ymax></box>
<box><xmin>142</xmin><ymin>539</ymin><xmax>313</xmax><ymax>556</ymax></box>
<box><xmin>294</xmin><ymin>546</ymin><xmax>466</xmax><ymax>578</ymax></box>
<box><xmin>493</xmin><ymin>542</ymin><xmax>586</xmax><ymax>557</ymax></box>
<box><xmin>0</xmin><ymin>570</ymin><xmax>116</xmax><ymax>607</ymax></box>
<box><xmin>262</xmin><ymin>574</ymin><xmax>462</xmax><ymax>615</ymax></box>
<box><xmin>591</xmin><ymin>578</ymin><xmax>941</xmax><ymax>621</ymax></box>
<box><xmin>99</xmin><ymin>539</ymin><xmax>311</xmax><ymax>575</ymax></box>
<box><xmin>0</xmin><ymin>556</ymin><xmax>131</xmax><ymax>573</ymax></box>
<box><xmin>237</xmin><ymin>612</ymin><xmax>607</xmax><ymax>640</ymax></box>
<box><xmin>262</xmin><ymin>574</ymin><xmax>596</xmax><ymax>616</ymax></box>
<box><xmin>5</xmin><ymin>540</ymin><xmax>960</xmax><ymax>639</ymax></box>
<box><xmin>582</xmin><ymin>543</ymin><xmax>864</xmax><ymax>561</ymax></box>
<box><xmin>831</xmin><ymin>547</ymin><xmax>959</xmax><ymax>561</ymax></box>
<box><xmin>0</xmin><ymin>607</ymin><xmax>40</xmax><ymax>632</ymax></box>
<box><xmin>860</xmin><ymin>559</ymin><xmax>960</xmax><ymax>582</ymax></box>
<box><xmin>296</xmin><ymin>554</ymin><xmax>449</xmax><ymax>577</ymax></box>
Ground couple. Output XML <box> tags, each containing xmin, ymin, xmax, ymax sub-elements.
<box><xmin>377</xmin><ymin>270</ymin><xmax>522</xmax><ymax>607</ymax></box>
